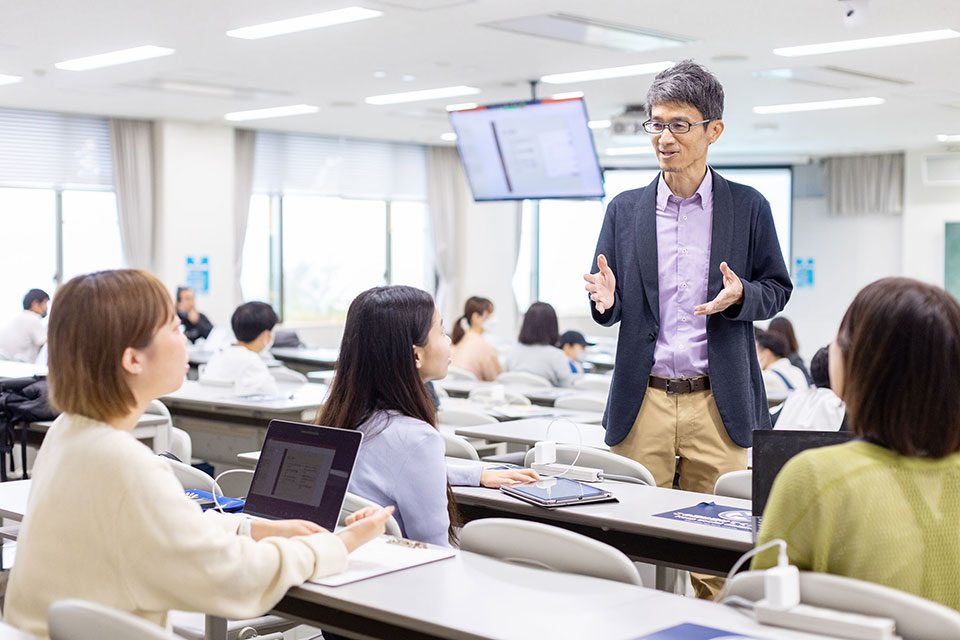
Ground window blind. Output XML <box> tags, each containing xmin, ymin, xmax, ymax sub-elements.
<box><xmin>0</xmin><ymin>107</ymin><xmax>113</xmax><ymax>189</ymax></box>
<box><xmin>253</xmin><ymin>130</ymin><xmax>427</xmax><ymax>201</ymax></box>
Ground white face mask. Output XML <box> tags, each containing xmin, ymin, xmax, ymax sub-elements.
<box><xmin>483</xmin><ymin>316</ymin><xmax>499</xmax><ymax>330</ymax></box>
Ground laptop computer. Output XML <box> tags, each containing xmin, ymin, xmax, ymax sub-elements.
<box><xmin>243</xmin><ymin>420</ymin><xmax>363</xmax><ymax>531</ymax></box>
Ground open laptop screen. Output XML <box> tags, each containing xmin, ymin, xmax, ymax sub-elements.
<box><xmin>752</xmin><ymin>429</ymin><xmax>854</xmax><ymax>516</ymax></box>
<box><xmin>243</xmin><ymin>421</ymin><xmax>362</xmax><ymax>530</ymax></box>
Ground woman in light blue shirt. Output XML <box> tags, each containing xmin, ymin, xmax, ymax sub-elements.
<box><xmin>316</xmin><ymin>286</ymin><xmax>538</xmax><ymax>547</ymax></box>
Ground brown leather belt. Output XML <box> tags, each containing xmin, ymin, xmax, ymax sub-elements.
<box><xmin>648</xmin><ymin>375</ymin><xmax>711</xmax><ymax>395</ymax></box>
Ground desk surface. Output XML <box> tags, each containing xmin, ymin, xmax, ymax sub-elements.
<box><xmin>30</xmin><ymin>413</ymin><xmax>167</xmax><ymax>431</ymax></box>
<box><xmin>276</xmin><ymin>548</ymin><xmax>824</xmax><ymax>640</ymax></box>
<box><xmin>0</xmin><ymin>622</ymin><xmax>36</xmax><ymax>640</ymax></box>
<box><xmin>270</xmin><ymin>346</ymin><xmax>340</xmax><ymax>367</ymax></box>
<box><xmin>455</xmin><ymin>418</ymin><xmax>609</xmax><ymax>451</ymax></box>
<box><xmin>439</xmin><ymin>399</ymin><xmax>603</xmax><ymax>425</ymax></box>
<box><xmin>0</xmin><ymin>480</ymin><xmax>30</xmax><ymax>521</ymax></box>
<box><xmin>160</xmin><ymin>380</ymin><xmax>328</xmax><ymax>413</ymax></box>
<box><xmin>0</xmin><ymin>361</ymin><xmax>47</xmax><ymax>379</ymax></box>
<box><xmin>436</xmin><ymin>379</ymin><xmax>605</xmax><ymax>407</ymax></box>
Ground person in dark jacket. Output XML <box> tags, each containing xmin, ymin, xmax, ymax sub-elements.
<box><xmin>175</xmin><ymin>287</ymin><xmax>213</xmax><ymax>343</ymax></box>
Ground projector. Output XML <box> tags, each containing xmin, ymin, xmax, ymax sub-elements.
<box><xmin>610</xmin><ymin>104</ymin><xmax>647</xmax><ymax>137</ymax></box>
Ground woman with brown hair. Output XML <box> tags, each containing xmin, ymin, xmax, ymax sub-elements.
<box><xmin>4</xmin><ymin>270</ymin><xmax>391</xmax><ymax>637</ymax></box>
<box><xmin>450</xmin><ymin>295</ymin><xmax>502</xmax><ymax>381</ymax></box>
<box><xmin>503</xmin><ymin>301</ymin><xmax>578</xmax><ymax>387</ymax></box>
<box><xmin>767</xmin><ymin>316</ymin><xmax>811</xmax><ymax>385</ymax></box>
<box><xmin>753</xmin><ymin>277</ymin><xmax>960</xmax><ymax>610</ymax></box>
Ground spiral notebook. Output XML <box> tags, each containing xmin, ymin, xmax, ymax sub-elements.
<box><xmin>310</xmin><ymin>536</ymin><xmax>456</xmax><ymax>587</ymax></box>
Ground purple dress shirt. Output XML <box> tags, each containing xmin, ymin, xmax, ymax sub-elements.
<box><xmin>650</xmin><ymin>170</ymin><xmax>714</xmax><ymax>378</ymax></box>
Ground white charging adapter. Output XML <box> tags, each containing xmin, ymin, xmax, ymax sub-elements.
<box><xmin>763</xmin><ymin>545</ymin><xmax>800</xmax><ymax>610</ymax></box>
<box><xmin>533</xmin><ymin>440</ymin><xmax>556</xmax><ymax>465</ymax></box>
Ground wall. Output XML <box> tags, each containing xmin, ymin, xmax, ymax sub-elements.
<box><xmin>901</xmin><ymin>148</ymin><xmax>960</xmax><ymax>286</ymax></box>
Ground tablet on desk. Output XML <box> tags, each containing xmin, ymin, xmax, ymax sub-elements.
<box><xmin>500</xmin><ymin>477</ymin><xmax>617</xmax><ymax>509</ymax></box>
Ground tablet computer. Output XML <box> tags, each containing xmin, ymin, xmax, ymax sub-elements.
<box><xmin>500</xmin><ymin>477</ymin><xmax>617</xmax><ymax>509</ymax></box>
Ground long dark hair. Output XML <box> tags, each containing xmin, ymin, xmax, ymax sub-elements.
<box><xmin>316</xmin><ymin>285</ymin><xmax>461</xmax><ymax>543</ymax></box>
<box><xmin>518</xmin><ymin>301</ymin><xmax>560</xmax><ymax>346</ymax></box>
<box><xmin>768</xmin><ymin>317</ymin><xmax>799</xmax><ymax>356</ymax></box>
<box><xmin>451</xmin><ymin>296</ymin><xmax>494</xmax><ymax>345</ymax></box>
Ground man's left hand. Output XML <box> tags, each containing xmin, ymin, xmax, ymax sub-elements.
<box><xmin>694</xmin><ymin>262</ymin><xmax>744</xmax><ymax>316</ymax></box>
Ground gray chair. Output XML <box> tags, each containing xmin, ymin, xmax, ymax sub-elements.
<box><xmin>338</xmin><ymin>492</ymin><xmax>402</xmax><ymax>538</ymax></box>
<box><xmin>727</xmin><ymin>571</ymin><xmax>960</xmax><ymax>640</ymax></box>
<box><xmin>440</xmin><ymin>431</ymin><xmax>481</xmax><ymax>461</ymax></box>
<box><xmin>444</xmin><ymin>366</ymin><xmax>478</xmax><ymax>381</ymax></box>
<box><xmin>572</xmin><ymin>376</ymin><xmax>611</xmax><ymax>393</ymax></box>
<box><xmin>466</xmin><ymin>387</ymin><xmax>532</xmax><ymax>406</ymax></box>
<box><xmin>148</xmin><ymin>400</ymin><xmax>191</xmax><ymax>462</ymax></box>
<box><xmin>460</xmin><ymin>518</ymin><xmax>642</xmax><ymax>586</ymax></box>
<box><xmin>49</xmin><ymin>599</ymin><xmax>183</xmax><ymax>640</ymax></box>
<box><xmin>523</xmin><ymin>444</ymin><xmax>656</xmax><ymax>486</ymax></box>
<box><xmin>497</xmin><ymin>371</ymin><xmax>552</xmax><ymax>388</ymax></box>
<box><xmin>714</xmin><ymin>469</ymin><xmax>752</xmax><ymax>499</ymax></box>
<box><xmin>269</xmin><ymin>367</ymin><xmax>307</xmax><ymax>384</ymax></box>
<box><xmin>438</xmin><ymin>408</ymin><xmax>498</xmax><ymax>426</ymax></box>
<box><xmin>553</xmin><ymin>394</ymin><xmax>606</xmax><ymax>412</ymax></box>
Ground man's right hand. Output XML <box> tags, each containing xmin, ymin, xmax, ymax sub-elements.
<box><xmin>583</xmin><ymin>254</ymin><xmax>616</xmax><ymax>314</ymax></box>
<box><xmin>188</xmin><ymin>309</ymin><xmax>200</xmax><ymax>324</ymax></box>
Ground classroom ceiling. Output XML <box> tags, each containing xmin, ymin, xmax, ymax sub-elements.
<box><xmin>0</xmin><ymin>0</ymin><xmax>958</xmax><ymax>160</ymax></box>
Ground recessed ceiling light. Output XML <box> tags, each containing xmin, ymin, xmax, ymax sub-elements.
<box><xmin>938</xmin><ymin>134</ymin><xmax>960</xmax><ymax>143</ymax></box>
<box><xmin>773</xmin><ymin>29</ymin><xmax>960</xmax><ymax>57</ymax></box>
<box><xmin>441</xmin><ymin>132</ymin><xmax>458</xmax><ymax>141</ymax></box>
<box><xmin>227</xmin><ymin>7</ymin><xmax>383</xmax><ymax>39</ymax></box>
<box><xmin>224</xmin><ymin>104</ymin><xmax>319</xmax><ymax>122</ymax></box>
<box><xmin>604</xmin><ymin>146</ymin><xmax>653</xmax><ymax>156</ymax></box>
<box><xmin>753</xmin><ymin>96</ymin><xmax>884</xmax><ymax>114</ymax></box>
<box><xmin>0</xmin><ymin>74</ymin><xmax>23</xmax><ymax>86</ymax></box>
<box><xmin>588</xmin><ymin>120</ymin><xmax>611</xmax><ymax>129</ymax></box>
<box><xmin>373</xmin><ymin>71</ymin><xmax>387</xmax><ymax>78</ymax></box>
<box><xmin>402</xmin><ymin>74</ymin><xmax>417</xmax><ymax>82</ymax></box>
<box><xmin>550</xmin><ymin>91</ymin><xmax>584</xmax><ymax>100</ymax></box>
<box><xmin>55</xmin><ymin>46</ymin><xmax>175</xmax><ymax>71</ymax></box>
<box><xmin>446</xmin><ymin>102</ymin><xmax>478</xmax><ymax>111</ymax></box>
<box><xmin>365</xmin><ymin>85</ymin><xmax>480</xmax><ymax>105</ymax></box>
<box><xmin>541</xmin><ymin>61</ymin><xmax>673</xmax><ymax>85</ymax></box>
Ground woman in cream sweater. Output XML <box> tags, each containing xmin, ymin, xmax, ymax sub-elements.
<box><xmin>4</xmin><ymin>269</ymin><xmax>391</xmax><ymax>637</ymax></box>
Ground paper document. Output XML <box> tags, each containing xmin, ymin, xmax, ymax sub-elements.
<box><xmin>310</xmin><ymin>536</ymin><xmax>456</xmax><ymax>587</ymax></box>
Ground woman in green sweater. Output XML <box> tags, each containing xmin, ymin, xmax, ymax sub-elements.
<box><xmin>753</xmin><ymin>277</ymin><xmax>960</xmax><ymax>610</ymax></box>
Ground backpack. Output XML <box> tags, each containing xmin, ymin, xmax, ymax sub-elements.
<box><xmin>0</xmin><ymin>375</ymin><xmax>58</xmax><ymax>480</ymax></box>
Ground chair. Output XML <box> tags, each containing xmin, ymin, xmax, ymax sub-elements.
<box><xmin>338</xmin><ymin>492</ymin><xmax>402</xmax><ymax>538</ymax></box>
<box><xmin>269</xmin><ymin>367</ymin><xmax>307</xmax><ymax>384</ymax></box>
<box><xmin>440</xmin><ymin>431</ymin><xmax>480</xmax><ymax>461</ymax></box>
<box><xmin>433</xmin><ymin>384</ymin><xmax>449</xmax><ymax>399</ymax></box>
<box><xmin>554</xmin><ymin>394</ymin><xmax>606</xmax><ymax>412</ymax></box>
<box><xmin>714</xmin><ymin>469</ymin><xmax>752</xmax><ymax>499</ymax></box>
<box><xmin>467</xmin><ymin>387</ymin><xmax>531</xmax><ymax>406</ymax></box>
<box><xmin>497</xmin><ymin>371</ymin><xmax>552</xmax><ymax>388</ymax></box>
<box><xmin>445</xmin><ymin>366</ymin><xmax>478</xmax><ymax>381</ymax></box>
<box><xmin>573</xmin><ymin>376</ymin><xmax>612</xmax><ymax>393</ymax></box>
<box><xmin>522</xmin><ymin>445</ymin><xmax>656</xmax><ymax>486</ymax></box>
<box><xmin>727</xmin><ymin>571</ymin><xmax>960</xmax><ymax>640</ymax></box>
<box><xmin>146</xmin><ymin>400</ymin><xmax>174</xmax><ymax>454</ymax></box>
<box><xmin>437</xmin><ymin>409</ymin><xmax>498</xmax><ymax>426</ymax></box>
<box><xmin>460</xmin><ymin>519</ymin><xmax>642</xmax><ymax>586</ymax></box>
<box><xmin>49</xmin><ymin>599</ymin><xmax>184</xmax><ymax>639</ymax></box>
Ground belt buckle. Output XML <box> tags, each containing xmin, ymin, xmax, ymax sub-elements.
<box><xmin>665</xmin><ymin>378</ymin><xmax>687</xmax><ymax>395</ymax></box>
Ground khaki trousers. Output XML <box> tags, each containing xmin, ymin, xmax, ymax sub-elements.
<box><xmin>611</xmin><ymin>384</ymin><xmax>747</xmax><ymax>598</ymax></box>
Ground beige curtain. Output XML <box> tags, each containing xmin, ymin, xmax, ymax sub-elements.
<box><xmin>233</xmin><ymin>130</ymin><xmax>256</xmax><ymax>302</ymax></box>
<box><xmin>426</xmin><ymin>146</ymin><xmax>468</xmax><ymax>323</ymax></box>
<box><xmin>109</xmin><ymin>119</ymin><xmax>156</xmax><ymax>269</ymax></box>
<box><xmin>824</xmin><ymin>152</ymin><xmax>904</xmax><ymax>216</ymax></box>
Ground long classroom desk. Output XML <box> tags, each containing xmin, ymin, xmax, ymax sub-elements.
<box><xmin>455</xmin><ymin>418</ymin><xmax>609</xmax><ymax>451</ymax></box>
<box><xmin>270</xmin><ymin>346</ymin><xmax>340</xmax><ymax>374</ymax></box>
<box><xmin>0</xmin><ymin>361</ymin><xmax>47</xmax><ymax>379</ymax></box>
<box><xmin>436</xmin><ymin>379</ymin><xmax>606</xmax><ymax>407</ymax></box>
<box><xmin>439</xmin><ymin>398</ymin><xmax>603</xmax><ymax>425</ymax></box>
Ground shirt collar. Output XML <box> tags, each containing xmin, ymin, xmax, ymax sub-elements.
<box><xmin>656</xmin><ymin>168</ymin><xmax>713</xmax><ymax>211</ymax></box>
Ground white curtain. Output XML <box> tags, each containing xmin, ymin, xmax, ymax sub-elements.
<box><xmin>426</xmin><ymin>146</ymin><xmax>467</xmax><ymax>323</ymax></box>
<box><xmin>824</xmin><ymin>152</ymin><xmax>904</xmax><ymax>216</ymax></box>
<box><xmin>109</xmin><ymin>119</ymin><xmax>155</xmax><ymax>269</ymax></box>
<box><xmin>233</xmin><ymin>129</ymin><xmax>256</xmax><ymax>303</ymax></box>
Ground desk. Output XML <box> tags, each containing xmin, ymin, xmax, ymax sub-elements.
<box><xmin>455</xmin><ymin>419</ymin><xmax>609</xmax><ymax>451</ymax></box>
<box><xmin>0</xmin><ymin>622</ymin><xmax>37</xmax><ymax>639</ymax></box>
<box><xmin>454</xmin><ymin>481</ymin><xmax>753</xmax><ymax>576</ymax></box>
<box><xmin>439</xmin><ymin>399</ymin><xmax>603</xmax><ymax>425</ymax></box>
<box><xmin>29</xmin><ymin>413</ymin><xmax>168</xmax><ymax>451</ymax></box>
<box><xmin>0</xmin><ymin>362</ymin><xmax>47</xmax><ymax>379</ymax></box>
<box><xmin>436</xmin><ymin>380</ymin><xmax>603</xmax><ymax>408</ymax></box>
<box><xmin>270</xmin><ymin>347</ymin><xmax>339</xmax><ymax>374</ymax></box>
<box><xmin>306</xmin><ymin>370</ymin><xmax>335</xmax><ymax>385</ymax></box>
<box><xmin>0</xmin><ymin>480</ymin><xmax>30</xmax><ymax>521</ymax></box>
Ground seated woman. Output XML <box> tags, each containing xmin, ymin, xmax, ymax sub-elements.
<box><xmin>756</xmin><ymin>330</ymin><xmax>809</xmax><ymax>393</ymax></box>
<box><xmin>4</xmin><ymin>270</ymin><xmax>390</xmax><ymax>637</ymax></box>
<box><xmin>753</xmin><ymin>277</ymin><xmax>960</xmax><ymax>611</ymax></box>
<box><xmin>503</xmin><ymin>302</ymin><xmax>578</xmax><ymax>387</ymax></box>
<box><xmin>450</xmin><ymin>296</ymin><xmax>502</xmax><ymax>381</ymax></box>
<box><xmin>201</xmin><ymin>301</ymin><xmax>284</xmax><ymax>395</ymax></box>
<box><xmin>316</xmin><ymin>285</ymin><xmax>537</xmax><ymax>547</ymax></box>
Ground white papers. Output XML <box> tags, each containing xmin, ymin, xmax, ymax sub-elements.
<box><xmin>311</xmin><ymin>537</ymin><xmax>456</xmax><ymax>587</ymax></box>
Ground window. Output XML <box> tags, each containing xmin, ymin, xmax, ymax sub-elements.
<box><xmin>389</xmin><ymin>201</ymin><xmax>432</xmax><ymax>291</ymax></box>
<box><xmin>61</xmin><ymin>190</ymin><xmax>123</xmax><ymax>282</ymax></box>
<box><xmin>0</xmin><ymin>189</ymin><xmax>57</xmax><ymax>319</ymax></box>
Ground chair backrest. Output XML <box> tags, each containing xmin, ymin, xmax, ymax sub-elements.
<box><xmin>270</xmin><ymin>367</ymin><xmax>307</xmax><ymax>384</ymax></box>
<box><xmin>146</xmin><ymin>400</ymin><xmax>174</xmax><ymax>454</ymax></box>
<box><xmin>523</xmin><ymin>445</ymin><xmax>656</xmax><ymax>486</ymax></box>
<box><xmin>497</xmin><ymin>371</ymin><xmax>552</xmax><ymax>388</ymax></box>
<box><xmin>445</xmin><ymin>366</ymin><xmax>478</xmax><ymax>381</ymax></box>
<box><xmin>338</xmin><ymin>492</ymin><xmax>402</xmax><ymax>538</ymax></box>
<box><xmin>714</xmin><ymin>469</ymin><xmax>752</xmax><ymax>499</ymax></box>
<box><xmin>161</xmin><ymin>457</ymin><xmax>214</xmax><ymax>492</ymax></box>
<box><xmin>727</xmin><ymin>571</ymin><xmax>960</xmax><ymax>640</ymax></box>
<box><xmin>553</xmin><ymin>394</ymin><xmax>606</xmax><ymax>412</ymax></box>
<box><xmin>467</xmin><ymin>387</ymin><xmax>531</xmax><ymax>407</ymax></box>
<box><xmin>49</xmin><ymin>599</ymin><xmax>183</xmax><ymax>640</ymax></box>
<box><xmin>437</xmin><ymin>408</ymin><xmax>498</xmax><ymax>426</ymax></box>
<box><xmin>460</xmin><ymin>518</ymin><xmax>642</xmax><ymax>586</ymax></box>
<box><xmin>572</xmin><ymin>376</ymin><xmax>612</xmax><ymax>393</ymax></box>
<box><xmin>168</xmin><ymin>427</ymin><xmax>192</xmax><ymax>464</ymax></box>
<box><xmin>440</xmin><ymin>431</ymin><xmax>480</xmax><ymax>461</ymax></box>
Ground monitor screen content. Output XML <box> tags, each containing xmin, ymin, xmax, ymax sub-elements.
<box><xmin>449</xmin><ymin>98</ymin><xmax>604</xmax><ymax>201</ymax></box>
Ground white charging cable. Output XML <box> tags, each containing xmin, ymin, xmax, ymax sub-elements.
<box><xmin>716</xmin><ymin>538</ymin><xmax>798</xmax><ymax>610</ymax></box>
<box><xmin>542</xmin><ymin>417</ymin><xmax>583</xmax><ymax>477</ymax></box>
<box><xmin>211</xmin><ymin>469</ymin><xmax>253</xmax><ymax>514</ymax></box>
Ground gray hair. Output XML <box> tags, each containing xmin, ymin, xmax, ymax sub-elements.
<box><xmin>646</xmin><ymin>60</ymin><xmax>724</xmax><ymax>121</ymax></box>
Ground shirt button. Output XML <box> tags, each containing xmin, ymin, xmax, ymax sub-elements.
<box><xmin>679</xmin><ymin>345</ymin><xmax>685</xmax><ymax>350</ymax></box>
<box><xmin>680</xmin><ymin>282</ymin><xmax>687</xmax><ymax>289</ymax></box>
<box><xmin>681</xmin><ymin>248</ymin><xmax>688</xmax><ymax>254</ymax></box>
<box><xmin>682</xmin><ymin>215</ymin><xmax>688</xmax><ymax>220</ymax></box>
<box><xmin>681</xmin><ymin>316</ymin><xmax>687</xmax><ymax>322</ymax></box>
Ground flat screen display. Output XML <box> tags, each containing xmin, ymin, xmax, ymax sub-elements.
<box><xmin>449</xmin><ymin>98</ymin><xmax>604</xmax><ymax>201</ymax></box>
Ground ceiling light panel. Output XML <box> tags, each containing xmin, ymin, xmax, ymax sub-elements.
<box><xmin>227</xmin><ymin>7</ymin><xmax>383</xmax><ymax>40</ymax></box>
<box><xmin>938</xmin><ymin>134</ymin><xmax>960</xmax><ymax>143</ymax></box>
<box><xmin>774</xmin><ymin>29</ymin><xmax>960</xmax><ymax>57</ymax></box>
<box><xmin>753</xmin><ymin>97</ymin><xmax>885</xmax><ymax>114</ymax></box>
<box><xmin>55</xmin><ymin>46</ymin><xmax>175</xmax><ymax>71</ymax></box>
<box><xmin>224</xmin><ymin>104</ymin><xmax>319</xmax><ymax>121</ymax></box>
<box><xmin>484</xmin><ymin>13</ymin><xmax>695</xmax><ymax>53</ymax></box>
<box><xmin>365</xmin><ymin>85</ymin><xmax>480</xmax><ymax>105</ymax></box>
<box><xmin>541</xmin><ymin>61</ymin><xmax>673</xmax><ymax>85</ymax></box>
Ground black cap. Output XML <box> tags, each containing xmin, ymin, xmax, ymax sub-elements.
<box><xmin>559</xmin><ymin>330</ymin><xmax>594</xmax><ymax>347</ymax></box>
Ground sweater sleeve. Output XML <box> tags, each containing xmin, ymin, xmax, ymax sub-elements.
<box><xmin>116</xmin><ymin>458</ymin><xmax>348</xmax><ymax>619</ymax></box>
<box><xmin>392</xmin><ymin>431</ymin><xmax>453</xmax><ymax>547</ymax></box>
<box><xmin>446</xmin><ymin>460</ymin><xmax>483</xmax><ymax>487</ymax></box>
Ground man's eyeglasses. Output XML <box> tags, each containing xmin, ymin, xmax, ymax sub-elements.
<box><xmin>642</xmin><ymin>119</ymin><xmax>711</xmax><ymax>135</ymax></box>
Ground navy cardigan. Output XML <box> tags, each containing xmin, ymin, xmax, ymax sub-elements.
<box><xmin>591</xmin><ymin>170</ymin><xmax>792</xmax><ymax>449</ymax></box>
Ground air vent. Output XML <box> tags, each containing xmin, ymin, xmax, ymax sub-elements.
<box><xmin>923</xmin><ymin>153</ymin><xmax>960</xmax><ymax>186</ymax></box>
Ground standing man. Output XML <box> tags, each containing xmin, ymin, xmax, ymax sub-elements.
<box><xmin>176</xmin><ymin>286</ymin><xmax>214</xmax><ymax>343</ymax></box>
<box><xmin>0</xmin><ymin>289</ymin><xmax>49</xmax><ymax>363</ymax></box>
<box><xmin>584</xmin><ymin>61</ymin><xmax>791</xmax><ymax>504</ymax></box>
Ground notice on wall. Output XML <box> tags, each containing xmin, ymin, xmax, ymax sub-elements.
<box><xmin>653</xmin><ymin>502</ymin><xmax>753</xmax><ymax>532</ymax></box>
<box><xmin>793</xmin><ymin>257</ymin><xmax>814</xmax><ymax>288</ymax></box>
<box><xmin>186</xmin><ymin>256</ymin><xmax>210</xmax><ymax>294</ymax></box>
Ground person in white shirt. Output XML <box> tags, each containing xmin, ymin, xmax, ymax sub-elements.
<box><xmin>201</xmin><ymin>301</ymin><xmax>282</xmax><ymax>396</ymax></box>
<box><xmin>4</xmin><ymin>269</ymin><xmax>390</xmax><ymax>638</ymax></box>
<box><xmin>775</xmin><ymin>346</ymin><xmax>846</xmax><ymax>431</ymax></box>
<box><xmin>0</xmin><ymin>288</ymin><xmax>49</xmax><ymax>362</ymax></box>
<box><xmin>756</xmin><ymin>330</ymin><xmax>809</xmax><ymax>393</ymax></box>
<box><xmin>503</xmin><ymin>302</ymin><xmax>578</xmax><ymax>387</ymax></box>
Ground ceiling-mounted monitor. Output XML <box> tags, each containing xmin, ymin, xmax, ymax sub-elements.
<box><xmin>448</xmin><ymin>98</ymin><xmax>605</xmax><ymax>201</ymax></box>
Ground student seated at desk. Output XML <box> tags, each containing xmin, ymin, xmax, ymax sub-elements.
<box><xmin>756</xmin><ymin>330</ymin><xmax>808</xmax><ymax>394</ymax></box>
<box><xmin>175</xmin><ymin>286</ymin><xmax>213</xmax><ymax>343</ymax></box>
<box><xmin>503</xmin><ymin>302</ymin><xmax>578</xmax><ymax>387</ymax></box>
<box><xmin>317</xmin><ymin>285</ymin><xmax>538</xmax><ymax>547</ymax></box>
<box><xmin>559</xmin><ymin>330</ymin><xmax>593</xmax><ymax>376</ymax></box>
<box><xmin>0</xmin><ymin>288</ymin><xmax>48</xmax><ymax>363</ymax></box>
<box><xmin>200</xmin><ymin>301</ymin><xmax>281</xmax><ymax>395</ymax></box>
<box><xmin>4</xmin><ymin>269</ymin><xmax>390</xmax><ymax>638</ymax></box>
<box><xmin>773</xmin><ymin>346</ymin><xmax>846</xmax><ymax>431</ymax></box>
<box><xmin>754</xmin><ymin>278</ymin><xmax>960</xmax><ymax>611</ymax></box>
<box><xmin>450</xmin><ymin>296</ymin><xmax>502</xmax><ymax>382</ymax></box>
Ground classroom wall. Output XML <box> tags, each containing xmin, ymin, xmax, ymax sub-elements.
<box><xmin>901</xmin><ymin>148</ymin><xmax>960</xmax><ymax>286</ymax></box>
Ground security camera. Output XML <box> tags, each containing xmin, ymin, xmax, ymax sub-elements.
<box><xmin>839</xmin><ymin>0</ymin><xmax>868</xmax><ymax>28</ymax></box>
